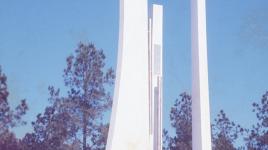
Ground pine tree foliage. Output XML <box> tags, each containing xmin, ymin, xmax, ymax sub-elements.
<box><xmin>246</xmin><ymin>91</ymin><xmax>268</xmax><ymax>150</ymax></box>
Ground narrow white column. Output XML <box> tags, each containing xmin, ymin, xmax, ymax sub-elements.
<box><xmin>106</xmin><ymin>0</ymin><xmax>150</xmax><ymax>150</ymax></box>
<box><xmin>191</xmin><ymin>0</ymin><xmax>212</xmax><ymax>150</ymax></box>
<box><xmin>151</xmin><ymin>4</ymin><xmax>163</xmax><ymax>150</ymax></box>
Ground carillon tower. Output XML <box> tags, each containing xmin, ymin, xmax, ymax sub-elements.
<box><xmin>107</xmin><ymin>0</ymin><xmax>212</xmax><ymax>149</ymax></box>
<box><xmin>106</xmin><ymin>0</ymin><xmax>163</xmax><ymax>149</ymax></box>
<box><xmin>191</xmin><ymin>0</ymin><xmax>212</xmax><ymax>149</ymax></box>
<box><xmin>149</xmin><ymin>4</ymin><xmax>163</xmax><ymax>150</ymax></box>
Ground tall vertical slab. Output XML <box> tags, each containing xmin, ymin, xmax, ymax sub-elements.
<box><xmin>191</xmin><ymin>0</ymin><xmax>212</xmax><ymax>149</ymax></box>
<box><xmin>106</xmin><ymin>0</ymin><xmax>150</xmax><ymax>150</ymax></box>
<box><xmin>150</xmin><ymin>4</ymin><xmax>163</xmax><ymax>150</ymax></box>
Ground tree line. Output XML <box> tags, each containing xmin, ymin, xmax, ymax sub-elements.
<box><xmin>0</xmin><ymin>42</ymin><xmax>267</xmax><ymax>150</ymax></box>
<box><xmin>163</xmin><ymin>92</ymin><xmax>268</xmax><ymax>150</ymax></box>
<box><xmin>0</xmin><ymin>43</ymin><xmax>114</xmax><ymax>150</ymax></box>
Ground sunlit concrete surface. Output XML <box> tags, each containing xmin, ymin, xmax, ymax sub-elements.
<box><xmin>150</xmin><ymin>4</ymin><xmax>163</xmax><ymax>150</ymax></box>
<box><xmin>106</xmin><ymin>0</ymin><xmax>150</xmax><ymax>149</ymax></box>
<box><xmin>191</xmin><ymin>0</ymin><xmax>212</xmax><ymax>149</ymax></box>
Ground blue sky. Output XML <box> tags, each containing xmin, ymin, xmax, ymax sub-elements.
<box><xmin>0</xmin><ymin>0</ymin><xmax>268</xmax><ymax>142</ymax></box>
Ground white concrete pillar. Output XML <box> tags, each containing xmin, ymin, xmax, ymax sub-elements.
<box><xmin>151</xmin><ymin>4</ymin><xmax>163</xmax><ymax>150</ymax></box>
<box><xmin>191</xmin><ymin>0</ymin><xmax>212</xmax><ymax>149</ymax></box>
<box><xmin>106</xmin><ymin>0</ymin><xmax>150</xmax><ymax>150</ymax></box>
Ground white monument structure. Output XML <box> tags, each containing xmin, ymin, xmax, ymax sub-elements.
<box><xmin>191</xmin><ymin>0</ymin><xmax>212</xmax><ymax>149</ymax></box>
<box><xmin>106</xmin><ymin>1</ymin><xmax>163</xmax><ymax>150</ymax></box>
<box><xmin>149</xmin><ymin>5</ymin><xmax>163</xmax><ymax>150</ymax></box>
<box><xmin>107</xmin><ymin>0</ymin><xmax>212</xmax><ymax>149</ymax></box>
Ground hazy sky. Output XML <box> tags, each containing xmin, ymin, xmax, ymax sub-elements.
<box><xmin>0</xmin><ymin>0</ymin><xmax>268</xmax><ymax>142</ymax></box>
